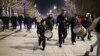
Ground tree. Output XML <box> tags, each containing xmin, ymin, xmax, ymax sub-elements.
<box><xmin>0</xmin><ymin>0</ymin><xmax>2</xmax><ymax>16</ymax></box>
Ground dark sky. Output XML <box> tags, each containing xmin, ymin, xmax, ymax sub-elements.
<box><xmin>34</xmin><ymin>0</ymin><xmax>65</xmax><ymax>15</ymax></box>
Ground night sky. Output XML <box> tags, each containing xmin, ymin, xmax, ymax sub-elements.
<box><xmin>34</xmin><ymin>0</ymin><xmax>65</xmax><ymax>15</ymax></box>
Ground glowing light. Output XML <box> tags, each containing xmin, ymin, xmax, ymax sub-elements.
<box><xmin>53</xmin><ymin>6</ymin><xmax>57</xmax><ymax>10</ymax></box>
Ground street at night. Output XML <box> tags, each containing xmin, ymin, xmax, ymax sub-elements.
<box><xmin>0</xmin><ymin>0</ymin><xmax>100</xmax><ymax>56</ymax></box>
<box><xmin>0</xmin><ymin>26</ymin><xmax>97</xmax><ymax>56</ymax></box>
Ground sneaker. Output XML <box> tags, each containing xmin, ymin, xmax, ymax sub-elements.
<box><xmin>88</xmin><ymin>38</ymin><xmax>91</xmax><ymax>41</ymax></box>
<box><xmin>84</xmin><ymin>51</ymin><xmax>90</xmax><ymax>56</ymax></box>
<box><xmin>42</xmin><ymin>48</ymin><xmax>45</xmax><ymax>51</ymax></box>
<box><xmin>47</xmin><ymin>38</ymin><xmax>51</xmax><ymax>41</ymax></box>
<box><xmin>59</xmin><ymin>44</ymin><xmax>62</xmax><ymax>48</ymax></box>
<box><xmin>81</xmin><ymin>38</ymin><xmax>85</xmax><ymax>41</ymax></box>
<box><xmin>77</xmin><ymin>37</ymin><xmax>79</xmax><ymax>39</ymax></box>
<box><xmin>90</xmin><ymin>35</ymin><xmax>93</xmax><ymax>37</ymax></box>
<box><xmin>72</xmin><ymin>42</ymin><xmax>75</xmax><ymax>45</ymax></box>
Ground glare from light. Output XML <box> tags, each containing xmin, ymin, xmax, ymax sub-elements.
<box><xmin>49</xmin><ymin>10</ymin><xmax>52</xmax><ymax>13</ymax></box>
<box><xmin>53</xmin><ymin>6</ymin><xmax>57</xmax><ymax>10</ymax></box>
<box><xmin>34</xmin><ymin>4</ymin><xmax>37</xmax><ymax>8</ymax></box>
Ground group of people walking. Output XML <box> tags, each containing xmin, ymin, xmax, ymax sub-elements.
<box><xmin>36</xmin><ymin>9</ymin><xmax>95</xmax><ymax>51</ymax></box>
<box><xmin>0</xmin><ymin>15</ymin><xmax>34</xmax><ymax>31</ymax></box>
<box><xmin>36</xmin><ymin>9</ymin><xmax>100</xmax><ymax>56</ymax></box>
<box><xmin>0</xmin><ymin>9</ymin><xmax>100</xmax><ymax>56</ymax></box>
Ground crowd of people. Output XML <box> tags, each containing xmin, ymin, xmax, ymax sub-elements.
<box><xmin>0</xmin><ymin>15</ymin><xmax>34</xmax><ymax>31</ymax></box>
<box><xmin>0</xmin><ymin>9</ymin><xmax>100</xmax><ymax>56</ymax></box>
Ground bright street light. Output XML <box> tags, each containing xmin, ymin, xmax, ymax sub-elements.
<box><xmin>53</xmin><ymin>5</ymin><xmax>57</xmax><ymax>10</ymax></box>
<box><xmin>49</xmin><ymin>10</ymin><xmax>52</xmax><ymax>13</ymax></box>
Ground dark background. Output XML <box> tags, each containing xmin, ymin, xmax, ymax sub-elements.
<box><xmin>34</xmin><ymin>0</ymin><xmax>65</xmax><ymax>15</ymax></box>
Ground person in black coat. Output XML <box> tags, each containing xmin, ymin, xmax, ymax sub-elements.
<box><xmin>45</xmin><ymin>14</ymin><xmax>54</xmax><ymax>40</ymax></box>
<box><xmin>1</xmin><ymin>16</ymin><xmax>10</xmax><ymax>31</ymax></box>
<box><xmin>46</xmin><ymin>14</ymin><xmax>53</xmax><ymax>30</ymax></box>
<box><xmin>37</xmin><ymin>20</ymin><xmax>46</xmax><ymax>51</ymax></box>
<box><xmin>10</xmin><ymin>16</ymin><xmax>17</xmax><ymax>30</ymax></box>
<box><xmin>69</xmin><ymin>15</ymin><xmax>81</xmax><ymax>45</ymax></box>
<box><xmin>57</xmin><ymin>9</ymin><xmax>68</xmax><ymax>48</ymax></box>
<box><xmin>23</xmin><ymin>16</ymin><xmax>27</xmax><ymax>28</ymax></box>
<box><xmin>5</xmin><ymin>16</ymin><xmax>9</xmax><ymax>29</ymax></box>
<box><xmin>25</xmin><ymin>16</ymin><xmax>32</xmax><ymax>31</ymax></box>
<box><xmin>17</xmin><ymin>16</ymin><xmax>23</xmax><ymax>30</ymax></box>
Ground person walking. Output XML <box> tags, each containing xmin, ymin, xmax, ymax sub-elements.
<box><xmin>90</xmin><ymin>16</ymin><xmax>100</xmax><ymax>56</ymax></box>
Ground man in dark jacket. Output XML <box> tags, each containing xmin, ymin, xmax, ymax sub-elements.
<box><xmin>57</xmin><ymin>9</ymin><xmax>68</xmax><ymax>48</ymax></box>
<box><xmin>25</xmin><ymin>16</ymin><xmax>32</xmax><ymax>31</ymax></box>
<box><xmin>46</xmin><ymin>14</ymin><xmax>54</xmax><ymax>40</ymax></box>
<box><xmin>46</xmin><ymin>14</ymin><xmax>53</xmax><ymax>30</ymax></box>
<box><xmin>10</xmin><ymin>16</ymin><xmax>17</xmax><ymax>30</ymax></box>
<box><xmin>1</xmin><ymin>16</ymin><xmax>10</xmax><ymax>31</ymax></box>
<box><xmin>17</xmin><ymin>16</ymin><xmax>23</xmax><ymax>30</ymax></box>
<box><xmin>69</xmin><ymin>15</ymin><xmax>81</xmax><ymax>45</ymax></box>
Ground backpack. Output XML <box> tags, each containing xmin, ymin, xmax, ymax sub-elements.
<box><xmin>95</xmin><ymin>18</ymin><xmax>100</xmax><ymax>33</ymax></box>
